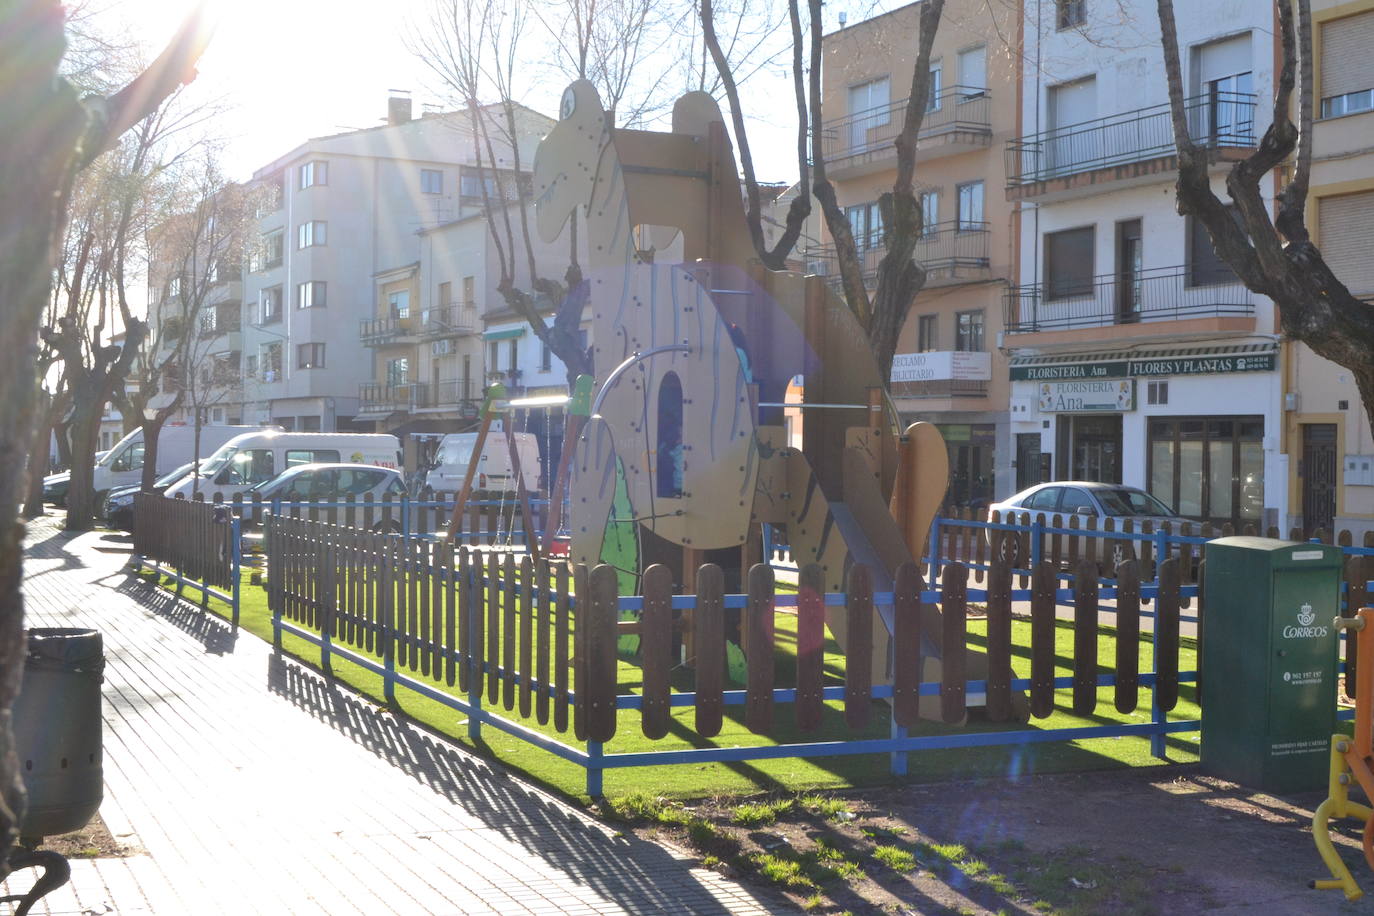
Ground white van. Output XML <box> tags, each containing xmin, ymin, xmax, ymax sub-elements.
<box><xmin>422</xmin><ymin>431</ymin><xmax>541</xmax><ymax>498</ymax></box>
<box><xmin>163</xmin><ymin>431</ymin><xmax>402</xmax><ymax>502</ymax></box>
<box><xmin>94</xmin><ymin>425</ymin><xmax>261</xmax><ymax>498</ymax></box>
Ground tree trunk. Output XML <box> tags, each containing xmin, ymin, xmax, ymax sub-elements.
<box><xmin>22</xmin><ymin>406</ymin><xmax>54</xmax><ymax>519</ymax></box>
<box><xmin>54</xmin><ymin>419</ymin><xmax>72</xmax><ymax>470</ymax></box>
<box><xmin>139</xmin><ymin>414</ymin><xmax>170</xmax><ymax>492</ymax></box>
<box><xmin>64</xmin><ymin>398</ymin><xmax>103</xmax><ymax>531</ymax></box>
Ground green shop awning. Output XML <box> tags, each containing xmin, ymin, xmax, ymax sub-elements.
<box><xmin>482</xmin><ymin>327</ymin><xmax>526</xmax><ymax>341</ymax></box>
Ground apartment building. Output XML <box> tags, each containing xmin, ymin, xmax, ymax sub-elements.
<box><xmin>818</xmin><ymin>0</ymin><xmax>1017</xmax><ymax>508</ymax></box>
<box><xmin>1286</xmin><ymin>1</ymin><xmax>1374</xmax><ymax>536</ymax></box>
<box><xmin>1004</xmin><ymin>0</ymin><xmax>1286</xmax><ymax>530</ymax></box>
<box><xmin>238</xmin><ymin>96</ymin><xmax>550</xmax><ymax>433</ymax></box>
<box><xmin>357</xmin><ymin>199</ymin><xmax>576</xmax><ymax>473</ymax></box>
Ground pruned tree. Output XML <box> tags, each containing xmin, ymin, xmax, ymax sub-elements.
<box><xmin>1155</xmin><ymin>0</ymin><xmax>1374</xmax><ymax>430</ymax></box>
<box><xmin>701</xmin><ymin>0</ymin><xmax>947</xmax><ymax>378</ymax></box>
<box><xmin>0</xmin><ymin>0</ymin><xmax>209</xmax><ymax>878</ymax></box>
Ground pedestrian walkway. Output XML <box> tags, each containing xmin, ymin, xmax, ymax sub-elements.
<box><xmin>5</xmin><ymin>516</ymin><xmax>784</xmax><ymax>915</ymax></box>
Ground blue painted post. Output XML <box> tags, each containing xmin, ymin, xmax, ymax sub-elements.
<box><xmin>1150</xmin><ymin>599</ymin><xmax>1165</xmax><ymax>759</ymax></box>
<box><xmin>231</xmin><ymin>516</ymin><xmax>242</xmax><ymax>629</ymax></box>
<box><xmin>401</xmin><ymin>495</ymin><xmax>411</xmax><ymax>539</ymax></box>
<box><xmin>586</xmin><ymin>740</ymin><xmax>604</xmax><ymax>797</ymax></box>
<box><xmin>929</xmin><ymin>518</ymin><xmax>942</xmax><ymax>583</ymax></box>
<box><xmin>889</xmin><ymin>721</ymin><xmax>908</xmax><ymax>777</ymax></box>
<box><xmin>1031</xmin><ymin>517</ymin><xmax>1043</xmax><ymax>569</ymax></box>
<box><xmin>466</xmin><ymin>561</ymin><xmax>482</xmax><ymax>741</ymax></box>
<box><xmin>1155</xmin><ymin>526</ymin><xmax>1168</xmax><ymax>588</ymax></box>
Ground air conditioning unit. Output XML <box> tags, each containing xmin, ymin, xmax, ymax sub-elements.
<box><xmin>432</xmin><ymin>339</ymin><xmax>454</xmax><ymax>356</ymax></box>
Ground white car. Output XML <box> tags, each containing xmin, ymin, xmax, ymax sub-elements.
<box><xmin>243</xmin><ymin>463</ymin><xmax>408</xmax><ymax>531</ymax></box>
<box><xmin>985</xmin><ymin>481</ymin><xmax>1194</xmax><ymax>572</ymax></box>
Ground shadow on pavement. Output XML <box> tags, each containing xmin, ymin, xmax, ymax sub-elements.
<box><xmin>115</xmin><ymin>574</ymin><xmax>238</xmax><ymax>656</ymax></box>
<box><xmin>266</xmin><ymin>655</ymin><xmax>781</xmax><ymax>914</ymax></box>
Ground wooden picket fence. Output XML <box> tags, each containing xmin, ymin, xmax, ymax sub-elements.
<box><xmin>133</xmin><ymin>493</ymin><xmax>236</xmax><ymax>590</ymax></box>
<box><xmin>265</xmin><ymin>515</ymin><xmax>1197</xmax><ymax>748</ymax></box>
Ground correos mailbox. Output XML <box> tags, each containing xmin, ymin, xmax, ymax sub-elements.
<box><xmin>1201</xmin><ymin>536</ymin><xmax>1343</xmax><ymax>792</ymax></box>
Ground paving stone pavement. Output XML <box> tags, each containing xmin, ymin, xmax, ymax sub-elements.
<box><xmin>4</xmin><ymin>516</ymin><xmax>788</xmax><ymax>915</ymax></box>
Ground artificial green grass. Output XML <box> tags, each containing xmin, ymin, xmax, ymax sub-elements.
<box><xmin>138</xmin><ymin>561</ymin><xmax>1201</xmax><ymax>804</ymax></box>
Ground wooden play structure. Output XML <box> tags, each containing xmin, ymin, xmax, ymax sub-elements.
<box><xmin>532</xmin><ymin>80</ymin><xmax>1013</xmax><ymax>719</ymax></box>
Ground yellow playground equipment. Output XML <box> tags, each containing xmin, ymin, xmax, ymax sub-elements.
<box><xmin>1312</xmin><ymin>606</ymin><xmax>1374</xmax><ymax>900</ymax></box>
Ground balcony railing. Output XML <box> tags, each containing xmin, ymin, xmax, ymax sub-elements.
<box><xmin>359</xmin><ymin>380</ymin><xmax>481</xmax><ymax>413</ymax></box>
<box><xmin>890</xmin><ymin>379</ymin><xmax>989</xmax><ymax>399</ymax></box>
<box><xmin>1006</xmin><ymin>91</ymin><xmax>1257</xmax><ymax>186</ymax></box>
<box><xmin>420</xmin><ymin>302</ymin><xmax>479</xmax><ymax>339</ymax></box>
<box><xmin>803</xmin><ymin>220</ymin><xmax>990</xmax><ymax>286</ymax></box>
<box><xmin>1003</xmin><ymin>265</ymin><xmax>1254</xmax><ymax>333</ymax></box>
<box><xmin>359</xmin><ymin>315</ymin><xmax>419</xmax><ymax>346</ymax></box>
<box><xmin>820</xmin><ymin>87</ymin><xmax>991</xmax><ymax>165</ymax></box>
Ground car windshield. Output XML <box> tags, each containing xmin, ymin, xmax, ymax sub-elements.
<box><xmin>198</xmin><ymin>445</ymin><xmax>236</xmax><ymax>477</ymax></box>
<box><xmin>1095</xmin><ymin>488</ymin><xmax>1177</xmax><ymax>517</ymax></box>
<box><xmin>436</xmin><ymin>439</ymin><xmax>474</xmax><ymax>466</ymax></box>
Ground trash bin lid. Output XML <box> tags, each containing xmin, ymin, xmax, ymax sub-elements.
<box><xmin>26</xmin><ymin>628</ymin><xmax>103</xmax><ymax>669</ymax></box>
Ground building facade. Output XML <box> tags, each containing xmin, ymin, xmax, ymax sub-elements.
<box><xmin>1287</xmin><ymin>0</ymin><xmax>1374</xmax><ymax>536</ymax></box>
<box><xmin>237</xmin><ymin>97</ymin><xmax>551</xmax><ymax>434</ymax></box>
<box><xmin>1005</xmin><ymin>0</ymin><xmax>1286</xmax><ymax>531</ymax></box>
<box><xmin>818</xmin><ymin>0</ymin><xmax>1019</xmax><ymax>508</ymax></box>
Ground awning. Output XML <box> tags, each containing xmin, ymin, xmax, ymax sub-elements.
<box><xmin>482</xmin><ymin>327</ymin><xmax>526</xmax><ymax>341</ymax></box>
<box><xmin>1009</xmin><ymin>340</ymin><xmax>1278</xmax><ymax>381</ymax></box>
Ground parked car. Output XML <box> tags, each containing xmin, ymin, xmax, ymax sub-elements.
<box><xmin>101</xmin><ymin>461</ymin><xmax>198</xmax><ymax>530</ymax></box>
<box><xmin>985</xmin><ymin>482</ymin><xmax>1193</xmax><ymax>573</ymax></box>
<box><xmin>42</xmin><ymin>449</ymin><xmax>111</xmax><ymax>507</ymax></box>
<box><xmin>164</xmin><ymin>431</ymin><xmax>401</xmax><ymax>502</ymax></box>
<box><xmin>242</xmin><ymin>463</ymin><xmax>408</xmax><ymax>531</ymax></box>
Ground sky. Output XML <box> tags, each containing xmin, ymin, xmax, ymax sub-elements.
<box><xmin>103</xmin><ymin>0</ymin><xmax>828</xmax><ymax>187</ymax></box>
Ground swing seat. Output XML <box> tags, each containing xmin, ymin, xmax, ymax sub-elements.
<box><xmin>547</xmin><ymin>535</ymin><xmax>571</xmax><ymax>557</ymax></box>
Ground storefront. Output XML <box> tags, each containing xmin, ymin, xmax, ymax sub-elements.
<box><xmin>1008</xmin><ymin>341</ymin><xmax>1283</xmax><ymax>528</ymax></box>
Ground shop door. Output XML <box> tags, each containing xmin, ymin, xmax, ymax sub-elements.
<box><xmin>1302</xmin><ymin>424</ymin><xmax>1337</xmax><ymax>537</ymax></box>
<box><xmin>1016</xmin><ymin>433</ymin><xmax>1043</xmax><ymax>492</ymax></box>
<box><xmin>1058</xmin><ymin>415</ymin><xmax>1122</xmax><ymax>483</ymax></box>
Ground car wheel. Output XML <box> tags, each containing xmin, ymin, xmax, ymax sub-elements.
<box><xmin>996</xmin><ymin>531</ymin><xmax>1022</xmax><ymax>568</ymax></box>
<box><xmin>1100</xmin><ymin>540</ymin><xmax>1134</xmax><ymax>578</ymax></box>
<box><xmin>371</xmin><ymin>519</ymin><xmax>403</xmax><ymax>534</ymax></box>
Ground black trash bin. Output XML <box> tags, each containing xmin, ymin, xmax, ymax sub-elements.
<box><xmin>12</xmin><ymin>628</ymin><xmax>104</xmax><ymax>840</ymax></box>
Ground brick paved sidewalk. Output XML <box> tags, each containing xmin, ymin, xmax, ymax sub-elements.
<box><xmin>4</xmin><ymin>516</ymin><xmax>785</xmax><ymax>915</ymax></box>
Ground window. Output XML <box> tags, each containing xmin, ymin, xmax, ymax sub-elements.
<box><xmin>459</xmin><ymin>172</ymin><xmax>501</xmax><ymax>200</ymax></box>
<box><xmin>421</xmin><ymin>168</ymin><xmax>443</xmax><ymax>194</ymax></box>
<box><xmin>927</xmin><ymin>62</ymin><xmax>943</xmax><ymax>112</ymax></box>
<box><xmin>296</xmin><ymin>280</ymin><xmax>326</xmax><ymax>309</ymax></box>
<box><xmin>1149</xmin><ymin>416</ymin><xmax>1264</xmax><ymax>523</ymax></box>
<box><xmin>285</xmin><ymin>448</ymin><xmax>338</xmax><ymax>467</ymax></box>
<box><xmin>298</xmin><ymin>417</ymin><xmax>322</xmax><ymax>433</ymax></box>
<box><xmin>261</xmin><ymin>343</ymin><xmax>282</xmax><ymax>381</ymax></box>
<box><xmin>112</xmin><ymin>442</ymin><xmax>145</xmax><ymax>472</ymax></box>
<box><xmin>1044</xmin><ymin>226</ymin><xmax>1095</xmax><ymax>299</ymax></box>
<box><xmin>1207</xmin><ymin>71</ymin><xmax>1254</xmax><ymax>143</ymax></box>
<box><xmin>919</xmin><ymin>190</ymin><xmax>939</xmax><ymax>238</ymax></box>
<box><xmin>508</xmin><ymin>338</ymin><xmax>518</xmax><ymax>371</ymax></box>
<box><xmin>199</xmin><ymin>308</ymin><xmax>217</xmax><ymax>335</ymax></box>
<box><xmin>489</xmin><ymin>339</ymin><xmax>499</xmax><ymax>370</ymax></box>
<box><xmin>1187</xmin><ymin>207</ymin><xmax>1242</xmax><ymax>286</ymax></box>
<box><xmin>1147</xmin><ymin>380</ymin><xmax>1169</xmax><ymax>405</ymax></box>
<box><xmin>1321</xmin><ymin>11</ymin><xmax>1374</xmax><ymax>118</ymax></box>
<box><xmin>462</xmin><ymin>275</ymin><xmax>475</xmax><ymax>304</ymax></box>
<box><xmin>1317</xmin><ymin>190</ymin><xmax>1374</xmax><ymax>298</ymax></box>
<box><xmin>1056</xmin><ymin>0</ymin><xmax>1085</xmax><ymax>30</ymax></box>
<box><xmin>168</xmin><ymin>276</ymin><xmax>182</xmax><ymax>299</ymax></box>
<box><xmin>846</xmin><ymin>77</ymin><xmax>890</xmax><ymax>151</ymax></box>
<box><xmin>297</xmin><ymin>342</ymin><xmax>325</xmax><ymax>369</ymax></box>
<box><xmin>257</xmin><ymin>231</ymin><xmax>283</xmax><ymax>271</ymax></box>
<box><xmin>540</xmin><ymin>339</ymin><xmax>552</xmax><ymax>372</ymax></box>
<box><xmin>1025</xmin><ymin>487</ymin><xmax>1061</xmax><ymax>512</ymax></box>
<box><xmin>220</xmin><ymin>449</ymin><xmax>274</xmax><ymax>486</ymax></box>
<box><xmin>437</xmin><ymin>281</ymin><xmax>452</xmax><ymax>307</ymax></box>
<box><xmin>299</xmin><ymin>160</ymin><xmax>328</xmax><ymax>189</ymax></box>
<box><xmin>386</xmin><ymin>357</ymin><xmax>409</xmax><ymax>387</ymax></box>
<box><xmin>917</xmin><ymin>314</ymin><xmax>938</xmax><ymax>352</ymax></box>
<box><xmin>1059</xmin><ymin>487</ymin><xmax>1095</xmax><ymax>515</ymax></box>
<box><xmin>955</xmin><ymin>311</ymin><xmax>984</xmax><ymax>352</ymax></box>
<box><xmin>956</xmin><ymin>181</ymin><xmax>984</xmax><ymax>231</ymax></box>
<box><xmin>388</xmin><ymin>290</ymin><xmax>410</xmax><ymax>319</ymax></box>
<box><xmin>261</xmin><ymin>286</ymin><xmax>282</xmax><ymax>324</ymax></box>
<box><xmin>957</xmin><ymin>45</ymin><xmax>987</xmax><ymax>97</ymax></box>
<box><xmin>656</xmin><ymin>372</ymin><xmax>684</xmax><ymax>498</ymax></box>
<box><xmin>845</xmin><ymin>202</ymin><xmax>883</xmax><ymax>250</ymax></box>
<box><xmin>297</xmin><ymin>220</ymin><xmax>326</xmax><ymax>248</ymax></box>
<box><xmin>245</xmin><ymin>354</ymin><xmax>258</xmax><ymax>379</ymax></box>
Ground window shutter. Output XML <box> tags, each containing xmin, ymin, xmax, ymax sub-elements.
<box><xmin>1322</xmin><ymin>11</ymin><xmax>1374</xmax><ymax>101</ymax></box>
<box><xmin>1319</xmin><ymin>190</ymin><xmax>1374</xmax><ymax>297</ymax></box>
<box><xmin>958</xmin><ymin>45</ymin><xmax>987</xmax><ymax>92</ymax></box>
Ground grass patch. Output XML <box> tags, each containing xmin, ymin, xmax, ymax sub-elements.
<box><xmin>872</xmin><ymin>844</ymin><xmax>916</xmax><ymax>872</ymax></box>
<box><xmin>139</xmin><ymin>559</ymin><xmax>1202</xmax><ymax>805</ymax></box>
<box><xmin>730</xmin><ymin>798</ymin><xmax>795</xmax><ymax>826</ymax></box>
<box><xmin>751</xmin><ymin>852</ymin><xmax>817</xmax><ymax>890</ymax></box>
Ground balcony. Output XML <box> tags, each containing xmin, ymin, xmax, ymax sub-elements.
<box><xmin>359</xmin><ymin>315</ymin><xmax>419</xmax><ymax>346</ymax></box>
<box><xmin>418</xmin><ymin>379</ymin><xmax>479</xmax><ymax>409</ymax></box>
<box><xmin>359</xmin><ymin>382</ymin><xmax>425</xmax><ymax>414</ymax></box>
<box><xmin>820</xmin><ymin>88</ymin><xmax>992</xmax><ymax>178</ymax></box>
<box><xmin>420</xmin><ymin>302</ymin><xmax>479</xmax><ymax>339</ymax></box>
<box><xmin>804</xmin><ymin>220</ymin><xmax>991</xmax><ymax>290</ymax></box>
<box><xmin>1006</xmin><ymin>91</ymin><xmax>1257</xmax><ymax>201</ymax></box>
<box><xmin>1003</xmin><ymin>265</ymin><xmax>1255</xmax><ymax>338</ymax></box>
